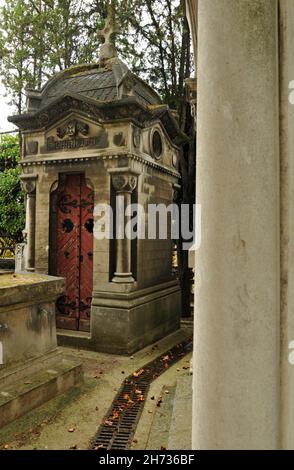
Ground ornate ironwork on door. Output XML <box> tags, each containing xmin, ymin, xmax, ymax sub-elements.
<box><xmin>50</xmin><ymin>173</ymin><xmax>94</xmax><ymax>332</ymax></box>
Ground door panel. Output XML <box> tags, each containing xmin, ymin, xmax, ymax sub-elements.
<box><xmin>79</xmin><ymin>179</ymin><xmax>94</xmax><ymax>331</ymax></box>
<box><xmin>51</xmin><ymin>173</ymin><xmax>93</xmax><ymax>331</ymax></box>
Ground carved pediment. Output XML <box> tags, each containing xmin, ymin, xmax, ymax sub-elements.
<box><xmin>45</xmin><ymin>115</ymin><xmax>109</xmax><ymax>153</ymax></box>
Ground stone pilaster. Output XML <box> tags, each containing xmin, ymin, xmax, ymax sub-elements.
<box><xmin>21</xmin><ymin>175</ymin><xmax>38</xmax><ymax>272</ymax></box>
<box><xmin>109</xmin><ymin>169</ymin><xmax>138</xmax><ymax>283</ymax></box>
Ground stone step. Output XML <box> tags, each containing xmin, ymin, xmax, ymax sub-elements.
<box><xmin>167</xmin><ymin>374</ymin><xmax>192</xmax><ymax>450</ymax></box>
<box><xmin>57</xmin><ymin>329</ymin><xmax>91</xmax><ymax>350</ymax></box>
<box><xmin>0</xmin><ymin>354</ymin><xmax>83</xmax><ymax>429</ymax></box>
<box><xmin>0</xmin><ymin>349</ymin><xmax>63</xmax><ymax>388</ymax></box>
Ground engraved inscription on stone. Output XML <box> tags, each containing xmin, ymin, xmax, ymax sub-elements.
<box><xmin>47</xmin><ymin>128</ymin><xmax>109</xmax><ymax>151</ymax></box>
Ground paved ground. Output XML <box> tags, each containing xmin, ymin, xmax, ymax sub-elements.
<box><xmin>0</xmin><ymin>327</ymin><xmax>192</xmax><ymax>450</ymax></box>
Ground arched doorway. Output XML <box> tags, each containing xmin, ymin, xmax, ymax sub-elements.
<box><xmin>49</xmin><ymin>173</ymin><xmax>94</xmax><ymax>332</ymax></box>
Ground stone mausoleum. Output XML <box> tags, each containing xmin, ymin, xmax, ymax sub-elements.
<box><xmin>9</xmin><ymin>18</ymin><xmax>184</xmax><ymax>354</ymax></box>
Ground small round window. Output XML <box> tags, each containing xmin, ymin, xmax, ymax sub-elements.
<box><xmin>151</xmin><ymin>130</ymin><xmax>163</xmax><ymax>159</ymax></box>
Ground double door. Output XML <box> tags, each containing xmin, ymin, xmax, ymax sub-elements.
<box><xmin>50</xmin><ymin>173</ymin><xmax>94</xmax><ymax>331</ymax></box>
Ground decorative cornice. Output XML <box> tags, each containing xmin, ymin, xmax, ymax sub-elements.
<box><xmin>9</xmin><ymin>93</ymin><xmax>187</xmax><ymax>145</ymax></box>
<box><xmin>20</xmin><ymin>152</ymin><xmax>181</xmax><ymax>178</ymax></box>
<box><xmin>9</xmin><ymin>94</ymin><xmax>152</xmax><ymax>131</ymax></box>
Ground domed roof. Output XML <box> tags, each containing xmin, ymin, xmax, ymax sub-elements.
<box><xmin>37</xmin><ymin>59</ymin><xmax>162</xmax><ymax>110</ymax></box>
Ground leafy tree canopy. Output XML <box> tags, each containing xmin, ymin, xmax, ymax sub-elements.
<box><xmin>0</xmin><ymin>135</ymin><xmax>25</xmax><ymax>239</ymax></box>
<box><xmin>0</xmin><ymin>0</ymin><xmax>193</xmax><ymax>117</ymax></box>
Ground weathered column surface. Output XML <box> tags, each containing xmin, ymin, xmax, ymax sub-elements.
<box><xmin>279</xmin><ymin>0</ymin><xmax>294</xmax><ymax>451</ymax></box>
<box><xmin>193</xmin><ymin>0</ymin><xmax>280</xmax><ymax>449</ymax></box>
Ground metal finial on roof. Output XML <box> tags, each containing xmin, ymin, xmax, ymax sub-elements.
<box><xmin>97</xmin><ymin>4</ymin><xmax>120</xmax><ymax>67</ymax></box>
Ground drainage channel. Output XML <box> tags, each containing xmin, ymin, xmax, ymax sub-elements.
<box><xmin>90</xmin><ymin>337</ymin><xmax>193</xmax><ymax>450</ymax></box>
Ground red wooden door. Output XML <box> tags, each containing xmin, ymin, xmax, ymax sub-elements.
<box><xmin>53</xmin><ymin>174</ymin><xmax>93</xmax><ymax>332</ymax></box>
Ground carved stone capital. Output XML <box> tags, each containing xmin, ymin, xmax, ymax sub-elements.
<box><xmin>20</xmin><ymin>175</ymin><xmax>38</xmax><ymax>194</ymax></box>
<box><xmin>112</xmin><ymin>174</ymin><xmax>137</xmax><ymax>193</ymax></box>
<box><xmin>108</xmin><ymin>167</ymin><xmax>140</xmax><ymax>193</ymax></box>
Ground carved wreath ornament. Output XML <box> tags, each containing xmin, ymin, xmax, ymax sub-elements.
<box><xmin>56</xmin><ymin>119</ymin><xmax>89</xmax><ymax>139</ymax></box>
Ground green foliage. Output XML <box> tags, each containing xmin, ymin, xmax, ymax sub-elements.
<box><xmin>0</xmin><ymin>134</ymin><xmax>20</xmax><ymax>169</ymax></box>
<box><xmin>0</xmin><ymin>0</ymin><xmax>193</xmax><ymax>115</ymax></box>
<box><xmin>0</xmin><ymin>135</ymin><xmax>24</xmax><ymax>239</ymax></box>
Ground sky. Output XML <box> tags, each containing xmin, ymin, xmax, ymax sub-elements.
<box><xmin>0</xmin><ymin>83</ymin><xmax>15</xmax><ymax>132</ymax></box>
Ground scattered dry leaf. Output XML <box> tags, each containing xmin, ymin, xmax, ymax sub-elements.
<box><xmin>111</xmin><ymin>410</ymin><xmax>120</xmax><ymax>420</ymax></box>
<box><xmin>104</xmin><ymin>419</ymin><xmax>113</xmax><ymax>426</ymax></box>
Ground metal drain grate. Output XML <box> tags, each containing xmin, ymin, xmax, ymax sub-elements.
<box><xmin>90</xmin><ymin>338</ymin><xmax>193</xmax><ymax>450</ymax></box>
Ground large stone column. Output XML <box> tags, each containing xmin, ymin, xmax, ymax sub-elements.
<box><xmin>193</xmin><ymin>0</ymin><xmax>280</xmax><ymax>449</ymax></box>
<box><xmin>279</xmin><ymin>0</ymin><xmax>294</xmax><ymax>450</ymax></box>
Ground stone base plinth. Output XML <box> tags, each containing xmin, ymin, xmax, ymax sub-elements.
<box><xmin>0</xmin><ymin>272</ymin><xmax>65</xmax><ymax>367</ymax></box>
<box><xmin>89</xmin><ymin>281</ymin><xmax>181</xmax><ymax>355</ymax></box>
